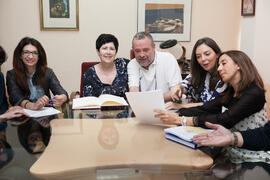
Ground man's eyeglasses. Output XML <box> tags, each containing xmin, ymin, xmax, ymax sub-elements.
<box><xmin>22</xmin><ymin>50</ymin><xmax>39</xmax><ymax>57</ymax></box>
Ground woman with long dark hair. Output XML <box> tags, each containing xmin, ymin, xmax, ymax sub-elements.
<box><xmin>6</xmin><ymin>37</ymin><xmax>68</xmax><ymax>110</ymax></box>
<box><xmin>167</xmin><ymin>37</ymin><xmax>227</xmax><ymax>109</ymax></box>
<box><xmin>155</xmin><ymin>50</ymin><xmax>270</xmax><ymax>163</ymax></box>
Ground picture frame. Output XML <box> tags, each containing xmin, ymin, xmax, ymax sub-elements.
<box><xmin>39</xmin><ymin>0</ymin><xmax>79</xmax><ymax>31</ymax></box>
<box><xmin>138</xmin><ymin>0</ymin><xmax>192</xmax><ymax>42</ymax></box>
<box><xmin>241</xmin><ymin>0</ymin><xmax>255</xmax><ymax>16</ymax></box>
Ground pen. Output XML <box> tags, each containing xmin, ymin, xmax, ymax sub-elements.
<box><xmin>47</xmin><ymin>98</ymin><xmax>56</xmax><ymax>107</ymax></box>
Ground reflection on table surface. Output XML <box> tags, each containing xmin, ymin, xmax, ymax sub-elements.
<box><xmin>0</xmin><ymin>102</ymin><xmax>269</xmax><ymax>180</ymax></box>
<box><xmin>30</xmin><ymin>118</ymin><xmax>213</xmax><ymax>179</ymax></box>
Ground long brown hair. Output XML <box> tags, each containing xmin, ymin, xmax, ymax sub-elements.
<box><xmin>13</xmin><ymin>37</ymin><xmax>47</xmax><ymax>93</ymax></box>
<box><xmin>0</xmin><ymin>46</ymin><xmax>7</xmax><ymax>65</ymax></box>
<box><xmin>219</xmin><ymin>50</ymin><xmax>264</xmax><ymax>103</ymax></box>
<box><xmin>190</xmin><ymin>37</ymin><xmax>222</xmax><ymax>94</ymax></box>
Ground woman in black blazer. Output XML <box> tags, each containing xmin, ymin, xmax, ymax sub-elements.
<box><xmin>6</xmin><ymin>37</ymin><xmax>68</xmax><ymax>110</ymax></box>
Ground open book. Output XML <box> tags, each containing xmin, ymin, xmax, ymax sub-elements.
<box><xmin>72</xmin><ymin>94</ymin><xmax>128</xmax><ymax>110</ymax></box>
<box><xmin>164</xmin><ymin>126</ymin><xmax>213</xmax><ymax>149</ymax></box>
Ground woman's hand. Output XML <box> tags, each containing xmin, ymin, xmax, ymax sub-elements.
<box><xmin>0</xmin><ymin>106</ymin><xmax>29</xmax><ymax>122</ymax></box>
<box><xmin>32</xmin><ymin>95</ymin><xmax>50</xmax><ymax>110</ymax></box>
<box><xmin>154</xmin><ymin>109</ymin><xmax>181</xmax><ymax>125</ymax></box>
<box><xmin>52</xmin><ymin>94</ymin><xmax>67</xmax><ymax>106</ymax></box>
<box><xmin>7</xmin><ymin>106</ymin><xmax>24</xmax><ymax>112</ymax></box>
<box><xmin>193</xmin><ymin>122</ymin><xmax>235</xmax><ymax>147</ymax></box>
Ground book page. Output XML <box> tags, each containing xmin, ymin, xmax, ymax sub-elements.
<box><xmin>72</xmin><ymin>96</ymin><xmax>100</xmax><ymax>109</ymax></box>
<box><xmin>125</xmin><ymin>90</ymin><xmax>165</xmax><ymax>124</ymax></box>
<box><xmin>99</xmin><ymin>94</ymin><xmax>128</xmax><ymax>106</ymax></box>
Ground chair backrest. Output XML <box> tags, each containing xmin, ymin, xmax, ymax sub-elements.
<box><xmin>80</xmin><ymin>62</ymin><xmax>98</xmax><ymax>97</ymax></box>
<box><xmin>265</xmin><ymin>83</ymin><xmax>270</xmax><ymax>119</ymax></box>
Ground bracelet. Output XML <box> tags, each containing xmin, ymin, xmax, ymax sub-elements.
<box><xmin>24</xmin><ymin>101</ymin><xmax>30</xmax><ymax>108</ymax></box>
<box><xmin>192</xmin><ymin>117</ymin><xmax>198</xmax><ymax>126</ymax></box>
<box><xmin>232</xmin><ymin>132</ymin><xmax>238</xmax><ymax>147</ymax></box>
<box><xmin>181</xmin><ymin>116</ymin><xmax>187</xmax><ymax>126</ymax></box>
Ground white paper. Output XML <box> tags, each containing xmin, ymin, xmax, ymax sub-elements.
<box><xmin>125</xmin><ymin>90</ymin><xmax>165</xmax><ymax>124</ymax></box>
<box><xmin>24</xmin><ymin>107</ymin><xmax>61</xmax><ymax>118</ymax></box>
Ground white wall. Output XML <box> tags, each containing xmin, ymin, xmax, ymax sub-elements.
<box><xmin>0</xmin><ymin>0</ymin><xmax>241</xmax><ymax>94</ymax></box>
<box><xmin>240</xmin><ymin>0</ymin><xmax>270</xmax><ymax>84</ymax></box>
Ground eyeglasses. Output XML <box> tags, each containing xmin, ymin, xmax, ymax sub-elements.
<box><xmin>22</xmin><ymin>50</ymin><xmax>39</xmax><ymax>57</ymax></box>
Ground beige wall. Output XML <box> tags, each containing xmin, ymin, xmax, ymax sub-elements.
<box><xmin>0</xmin><ymin>0</ymin><xmax>241</xmax><ymax>95</ymax></box>
<box><xmin>240</xmin><ymin>0</ymin><xmax>270</xmax><ymax>84</ymax></box>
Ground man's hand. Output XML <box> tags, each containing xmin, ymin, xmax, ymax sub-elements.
<box><xmin>170</xmin><ymin>84</ymin><xmax>182</xmax><ymax>101</ymax></box>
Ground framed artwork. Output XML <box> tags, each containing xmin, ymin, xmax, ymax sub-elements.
<box><xmin>39</xmin><ymin>0</ymin><xmax>79</xmax><ymax>31</ymax></box>
<box><xmin>138</xmin><ymin>0</ymin><xmax>192</xmax><ymax>41</ymax></box>
<box><xmin>241</xmin><ymin>0</ymin><xmax>255</xmax><ymax>16</ymax></box>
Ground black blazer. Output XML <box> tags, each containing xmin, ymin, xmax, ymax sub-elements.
<box><xmin>6</xmin><ymin>68</ymin><xmax>68</xmax><ymax>105</ymax></box>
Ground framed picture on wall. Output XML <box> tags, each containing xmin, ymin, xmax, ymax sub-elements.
<box><xmin>241</xmin><ymin>0</ymin><xmax>256</xmax><ymax>16</ymax></box>
<box><xmin>138</xmin><ymin>0</ymin><xmax>192</xmax><ymax>41</ymax></box>
<box><xmin>39</xmin><ymin>0</ymin><xmax>79</xmax><ymax>31</ymax></box>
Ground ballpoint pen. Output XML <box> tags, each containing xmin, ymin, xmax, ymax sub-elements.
<box><xmin>47</xmin><ymin>98</ymin><xmax>56</xmax><ymax>107</ymax></box>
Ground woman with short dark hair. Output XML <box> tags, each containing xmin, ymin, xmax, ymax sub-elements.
<box><xmin>83</xmin><ymin>34</ymin><xmax>129</xmax><ymax>97</ymax></box>
<box><xmin>6</xmin><ymin>37</ymin><xmax>68</xmax><ymax>110</ymax></box>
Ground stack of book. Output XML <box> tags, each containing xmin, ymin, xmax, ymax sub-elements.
<box><xmin>164</xmin><ymin>126</ymin><xmax>213</xmax><ymax>149</ymax></box>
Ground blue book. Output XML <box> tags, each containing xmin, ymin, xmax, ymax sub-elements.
<box><xmin>164</xmin><ymin>126</ymin><xmax>213</xmax><ymax>149</ymax></box>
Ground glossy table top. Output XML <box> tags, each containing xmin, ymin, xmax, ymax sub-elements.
<box><xmin>0</xmin><ymin>102</ymin><xmax>270</xmax><ymax>180</ymax></box>
<box><xmin>30</xmin><ymin>118</ymin><xmax>213</xmax><ymax>179</ymax></box>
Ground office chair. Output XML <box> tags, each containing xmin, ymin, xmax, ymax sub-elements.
<box><xmin>70</xmin><ymin>62</ymin><xmax>98</xmax><ymax>101</ymax></box>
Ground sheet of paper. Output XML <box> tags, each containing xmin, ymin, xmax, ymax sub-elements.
<box><xmin>24</xmin><ymin>107</ymin><xmax>61</xmax><ymax>118</ymax></box>
<box><xmin>125</xmin><ymin>90</ymin><xmax>165</xmax><ymax>124</ymax></box>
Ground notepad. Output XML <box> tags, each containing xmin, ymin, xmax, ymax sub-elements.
<box><xmin>24</xmin><ymin>107</ymin><xmax>61</xmax><ymax>118</ymax></box>
<box><xmin>164</xmin><ymin>126</ymin><xmax>213</xmax><ymax>149</ymax></box>
<box><xmin>72</xmin><ymin>94</ymin><xmax>128</xmax><ymax>110</ymax></box>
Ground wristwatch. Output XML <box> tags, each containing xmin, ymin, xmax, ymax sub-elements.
<box><xmin>181</xmin><ymin>116</ymin><xmax>187</xmax><ymax>126</ymax></box>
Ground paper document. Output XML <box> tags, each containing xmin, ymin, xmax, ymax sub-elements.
<box><xmin>24</xmin><ymin>107</ymin><xmax>61</xmax><ymax>118</ymax></box>
<box><xmin>126</xmin><ymin>90</ymin><xmax>165</xmax><ymax>124</ymax></box>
